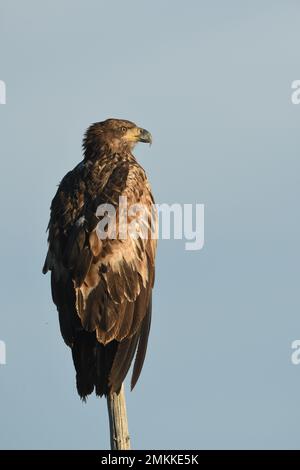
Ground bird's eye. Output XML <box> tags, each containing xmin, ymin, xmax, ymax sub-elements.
<box><xmin>121</xmin><ymin>126</ymin><xmax>127</xmax><ymax>133</ymax></box>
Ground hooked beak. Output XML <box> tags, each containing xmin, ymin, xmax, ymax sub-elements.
<box><xmin>138</xmin><ymin>128</ymin><xmax>152</xmax><ymax>145</ymax></box>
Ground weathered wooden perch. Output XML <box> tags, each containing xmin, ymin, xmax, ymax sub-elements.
<box><xmin>107</xmin><ymin>384</ymin><xmax>131</xmax><ymax>450</ymax></box>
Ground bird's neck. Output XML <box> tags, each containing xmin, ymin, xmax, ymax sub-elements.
<box><xmin>83</xmin><ymin>141</ymin><xmax>134</xmax><ymax>162</ymax></box>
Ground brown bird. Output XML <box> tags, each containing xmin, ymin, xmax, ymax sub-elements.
<box><xmin>43</xmin><ymin>118</ymin><xmax>157</xmax><ymax>399</ymax></box>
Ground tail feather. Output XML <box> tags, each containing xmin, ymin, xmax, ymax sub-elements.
<box><xmin>71</xmin><ymin>297</ymin><xmax>152</xmax><ymax>399</ymax></box>
<box><xmin>72</xmin><ymin>330</ymin><xmax>96</xmax><ymax>400</ymax></box>
<box><xmin>95</xmin><ymin>340</ymin><xmax>118</xmax><ymax>396</ymax></box>
<box><xmin>131</xmin><ymin>296</ymin><xmax>152</xmax><ymax>390</ymax></box>
<box><xmin>109</xmin><ymin>334</ymin><xmax>139</xmax><ymax>393</ymax></box>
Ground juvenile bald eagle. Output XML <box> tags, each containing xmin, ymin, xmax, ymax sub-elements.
<box><xmin>43</xmin><ymin>119</ymin><xmax>156</xmax><ymax>399</ymax></box>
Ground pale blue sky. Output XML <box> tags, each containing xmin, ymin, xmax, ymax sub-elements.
<box><xmin>1</xmin><ymin>0</ymin><xmax>300</xmax><ymax>449</ymax></box>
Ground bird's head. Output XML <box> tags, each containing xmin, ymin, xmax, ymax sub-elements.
<box><xmin>83</xmin><ymin>118</ymin><xmax>152</xmax><ymax>159</ymax></box>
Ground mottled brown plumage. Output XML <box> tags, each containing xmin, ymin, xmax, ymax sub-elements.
<box><xmin>43</xmin><ymin>118</ymin><xmax>157</xmax><ymax>399</ymax></box>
